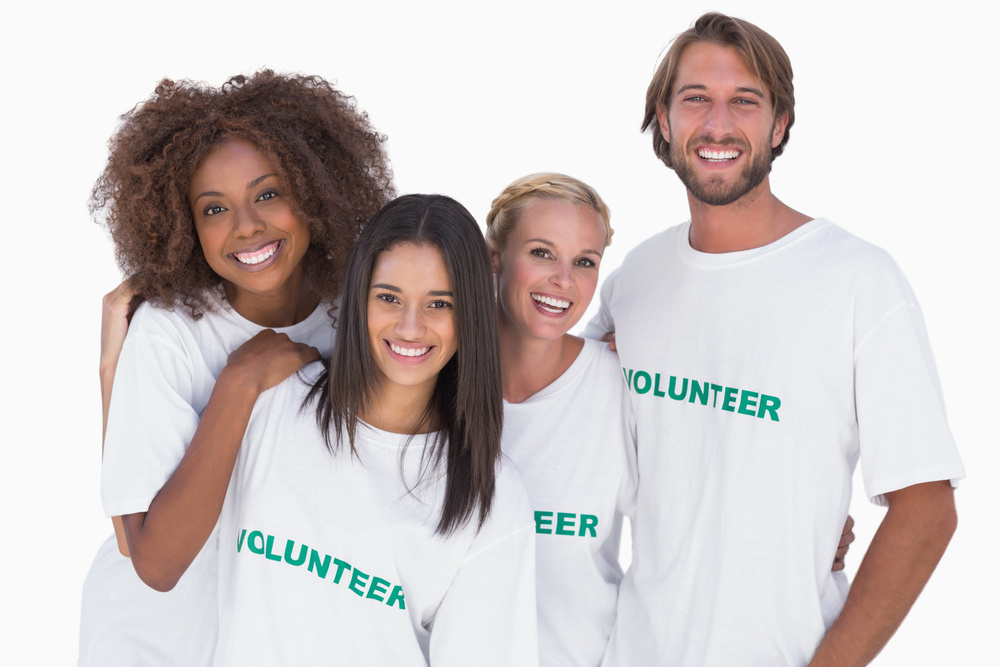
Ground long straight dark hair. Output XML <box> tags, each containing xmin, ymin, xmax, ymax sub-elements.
<box><xmin>308</xmin><ymin>194</ymin><xmax>503</xmax><ymax>534</ymax></box>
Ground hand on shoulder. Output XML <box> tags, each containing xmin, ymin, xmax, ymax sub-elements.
<box><xmin>223</xmin><ymin>329</ymin><xmax>321</xmax><ymax>396</ymax></box>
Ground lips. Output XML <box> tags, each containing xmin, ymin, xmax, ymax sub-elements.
<box><xmin>697</xmin><ymin>148</ymin><xmax>742</xmax><ymax>161</ymax></box>
<box><xmin>389</xmin><ymin>342</ymin><xmax>430</xmax><ymax>357</ymax></box>
<box><xmin>384</xmin><ymin>340</ymin><xmax>436</xmax><ymax>365</ymax></box>
<box><xmin>229</xmin><ymin>239</ymin><xmax>285</xmax><ymax>271</ymax></box>
<box><xmin>531</xmin><ymin>292</ymin><xmax>571</xmax><ymax>314</ymax></box>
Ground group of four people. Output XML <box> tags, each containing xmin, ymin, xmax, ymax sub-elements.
<box><xmin>80</xmin><ymin>12</ymin><xmax>963</xmax><ymax>667</ymax></box>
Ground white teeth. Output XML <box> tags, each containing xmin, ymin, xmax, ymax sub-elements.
<box><xmin>234</xmin><ymin>243</ymin><xmax>279</xmax><ymax>265</ymax></box>
<box><xmin>698</xmin><ymin>149</ymin><xmax>741</xmax><ymax>161</ymax></box>
<box><xmin>390</xmin><ymin>343</ymin><xmax>429</xmax><ymax>357</ymax></box>
<box><xmin>531</xmin><ymin>293</ymin><xmax>570</xmax><ymax>311</ymax></box>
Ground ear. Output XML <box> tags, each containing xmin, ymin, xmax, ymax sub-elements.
<box><xmin>771</xmin><ymin>111</ymin><xmax>789</xmax><ymax>148</ymax></box>
<box><xmin>656</xmin><ymin>103</ymin><xmax>671</xmax><ymax>144</ymax></box>
<box><xmin>489</xmin><ymin>246</ymin><xmax>501</xmax><ymax>275</ymax></box>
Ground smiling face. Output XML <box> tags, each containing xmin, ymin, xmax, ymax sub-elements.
<box><xmin>657</xmin><ymin>41</ymin><xmax>788</xmax><ymax>207</ymax></box>
<box><xmin>367</xmin><ymin>242</ymin><xmax>458</xmax><ymax>401</ymax></box>
<box><xmin>188</xmin><ymin>139</ymin><xmax>311</xmax><ymax>320</ymax></box>
<box><xmin>491</xmin><ymin>198</ymin><xmax>605</xmax><ymax>342</ymax></box>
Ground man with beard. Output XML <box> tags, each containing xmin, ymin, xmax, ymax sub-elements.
<box><xmin>585</xmin><ymin>12</ymin><xmax>964</xmax><ymax>666</ymax></box>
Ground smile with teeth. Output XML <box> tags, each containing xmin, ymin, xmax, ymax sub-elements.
<box><xmin>698</xmin><ymin>148</ymin><xmax>742</xmax><ymax>162</ymax></box>
<box><xmin>232</xmin><ymin>240</ymin><xmax>281</xmax><ymax>265</ymax></box>
<box><xmin>532</xmin><ymin>293</ymin><xmax>571</xmax><ymax>313</ymax></box>
<box><xmin>390</xmin><ymin>342</ymin><xmax>431</xmax><ymax>357</ymax></box>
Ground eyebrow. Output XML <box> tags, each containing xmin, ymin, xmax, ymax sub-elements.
<box><xmin>371</xmin><ymin>283</ymin><xmax>454</xmax><ymax>297</ymax></box>
<box><xmin>191</xmin><ymin>173</ymin><xmax>278</xmax><ymax>203</ymax></box>
<box><xmin>524</xmin><ymin>237</ymin><xmax>604</xmax><ymax>257</ymax></box>
<box><xmin>675</xmin><ymin>84</ymin><xmax>766</xmax><ymax>99</ymax></box>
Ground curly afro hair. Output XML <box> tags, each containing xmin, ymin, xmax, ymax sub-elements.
<box><xmin>91</xmin><ymin>70</ymin><xmax>395</xmax><ymax>317</ymax></box>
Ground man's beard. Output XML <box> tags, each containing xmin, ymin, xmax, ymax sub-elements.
<box><xmin>670</xmin><ymin>135</ymin><xmax>772</xmax><ymax>207</ymax></box>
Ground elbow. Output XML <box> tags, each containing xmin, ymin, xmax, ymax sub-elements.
<box><xmin>928</xmin><ymin>482</ymin><xmax>958</xmax><ymax>545</ymax></box>
<box><xmin>938</xmin><ymin>500</ymin><xmax>958</xmax><ymax>545</ymax></box>
<box><xmin>124</xmin><ymin>537</ymin><xmax>184</xmax><ymax>592</ymax></box>
<box><xmin>131</xmin><ymin>557</ymin><xmax>182</xmax><ymax>592</ymax></box>
<box><xmin>120</xmin><ymin>513</ymin><xmax>186</xmax><ymax>592</ymax></box>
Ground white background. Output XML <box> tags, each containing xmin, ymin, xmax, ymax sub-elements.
<box><xmin>2</xmin><ymin>0</ymin><xmax>996</xmax><ymax>663</ymax></box>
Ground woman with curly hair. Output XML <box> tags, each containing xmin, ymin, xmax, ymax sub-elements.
<box><xmin>80</xmin><ymin>70</ymin><xmax>393</xmax><ymax>667</ymax></box>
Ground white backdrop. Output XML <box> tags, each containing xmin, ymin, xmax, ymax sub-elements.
<box><xmin>2</xmin><ymin>1</ymin><xmax>996</xmax><ymax>663</ymax></box>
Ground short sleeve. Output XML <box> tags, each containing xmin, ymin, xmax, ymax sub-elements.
<box><xmin>101</xmin><ymin>306</ymin><xmax>202</xmax><ymax>517</ymax></box>
<box><xmin>855</xmin><ymin>292</ymin><xmax>965</xmax><ymax>505</ymax></box>
<box><xmin>428</xmin><ymin>524</ymin><xmax>539</xmax><ymax>666</ymax></box>
<box><xmin>616</xmin><ymin>384</ymin><xmax>639</xmax><ymax>522</ymax></box>
<box><xmin>582</xmin><ymin>267</ymin><xmax>620</xmax><ymax>341</ymax></box>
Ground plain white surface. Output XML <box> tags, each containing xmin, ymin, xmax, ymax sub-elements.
<box><xmin>2</xmin><ymin>1</ymin><xmax>995</xmax><ymax>663</ymax></box>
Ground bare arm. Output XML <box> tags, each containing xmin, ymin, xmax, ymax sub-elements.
<box><xmin>121</xmin><ymin>330</ymin><xmax>319</xmax><ymax>592</ymax></box>
<box><xmin>808</xmin><ymin>480</ymin><xmax>957</xmax><ymax>666</ymax></box>
<box><xmin>100</xmin><ymin>281</ymin><xmax>137</xmax><ymax>556</ymax></box>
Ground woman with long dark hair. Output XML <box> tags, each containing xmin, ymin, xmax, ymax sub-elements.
<box><xmin>208</xmin><ymin>194</ymin><xmax>538</xmax><ymax>663</ymax></box>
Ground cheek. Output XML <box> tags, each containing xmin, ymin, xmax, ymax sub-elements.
<box><xmin>194</xmin><ymin>226</ymin><xmax>226</xmax><ymax>265</ymax></box>
<box><xmin>504</xmin><ymin>259</ymin><xmax>541</xmax><ymax>296</ymax></box>
<box><xmin>577</xmin><ymin>274</ymin><xmax>599</xmax><ymax>309</ymax></box>
<box><xmin>442</xmin><ymin>318</ymin><xmax>459</xmax><ymax>358</ymax></box>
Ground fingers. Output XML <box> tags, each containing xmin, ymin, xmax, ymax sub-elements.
<box><xmin>101</xmin><ymin>278</ymin><xmax>139</xmax><ymax>373</ymax></box>
<box><xmin>102</xmin><ymin>277</ymin><xmax>138</xmax><ymax>314</ymax></box>
<box><xmin>832</xmin><ymin>515</ymin><xmax>857</xmax><ymax>572</ymax></box>
<box><xmin>298</xmin><ymin>342</ymin><xmax>321</xmax><ymax>364</ymax></box>
<box><xmin>227</xmin><ymin>330</ymin><xmax>322</xmax><ymax>394</ymax></box>
<box><xmin>600</xmin><ymin>331</ymin><xmax>617</xmax><ymax>352</ymax></box>
<box><xmin>840</xmin><ymin>515</ymin><xmax>856</xmax><ymax>547</ymax></box>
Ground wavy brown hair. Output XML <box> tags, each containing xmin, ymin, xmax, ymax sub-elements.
<box><xmin>642</xmin><ymin>12</ymin><xmax>795</xmax><ymax>169</ymax></box>
<box><xmin>90</xmin><ymin>70</ymin><xmax>394</xmax><ymax>317</ymax></box>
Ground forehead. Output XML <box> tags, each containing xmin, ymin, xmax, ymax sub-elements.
<box><xmin>190</xmin><ymin>140</ymin><xmax>275</xmax><ymax>187</ymax></box>
<box><xmin>514</xmin><ymin>199</ymin><xmax>608</xmax><ymax>248</ymax></box>
<box><xmin>371</xmin><ymin>242</ymin><xmax>451</xmax><ymax>287</ymax></box>
<box><xmin>672</xmin><ymin>41</ymin><xmax>769</xmax><ymax>101</ymax></box>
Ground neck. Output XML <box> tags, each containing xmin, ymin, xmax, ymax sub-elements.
<box><xmin>361</xmin><ymin>381</ymin><xmax>437</xmax><ymax>435</ymax></box>
<box><xmin>686</xmin><ymin>175</ymin><xmax>811</xmax><ymax>253</ymax></box>
<box><xmin>498</xmin><ymin>314</ymin><xmax>583</xmax><ymax>404</ymax></box>
<box><xmin>229</xmin><ymin>271</ymin><xmax>320</xmax><ymax>328</ymax></box>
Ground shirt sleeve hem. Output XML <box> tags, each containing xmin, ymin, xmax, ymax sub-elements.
<box><xmin>866</xmin><ymin>464</ymin><xmax>966</xmax><ymax>507</ymax></box>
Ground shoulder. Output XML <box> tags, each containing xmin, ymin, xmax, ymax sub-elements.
<box><xmin>255</xmin><ymin>360</ymin><xmax>325</xmax><ymax>414</ymax></box>
<box><xmin>471</xmin><ymin>459</ymin><xmax>534</xmax><ymax>551</ymax></box>
<box><xmin>576</xmin><ymin>339</ymin><xmax>625</xmax><ymax>384</ymax></box>
<box><xmin>599</xmin><ymin>224</ymin><xmax>686</xmax><ymax>298</ymax></box>
<box><xmin>130</xmin><ymin>298</ymin><xmax>232</xmax><ymax>339</ymax></box>
<box><xmin>619</xmin><ymin>224</ymin><xmax>685</xmax><ymax>267</ymax></box>
<box><xmin>810</xmin><ymin>222</ymin><xmax>917</xmax><ymax>305</ymax></box>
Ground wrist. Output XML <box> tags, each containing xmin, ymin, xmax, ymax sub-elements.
<box><xmin>216</xmin><ymin>364</ymin><xmax>267</xmax><ymax>401</ymax></box>
<box><xmin>99</xmin><ymin>361</ymin><xmax>117</xmax><ymax>387</ymax></box>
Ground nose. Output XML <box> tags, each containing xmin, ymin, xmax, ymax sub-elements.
<box><xmin>704</xmin><ymin>100</ymin><xmax>735</xmax><ymax>137</ymax></box>
<box><xmin>232</xmin><ymin>204</ymin><xmax>266</xmax><ymax>238</ymax></box>
<box><xmin>395</xmin><ymin>302</ymin><xmax>426</xmax><ymax>340</ymax></box>
<box><xmin>549</xmin><ymin>259</ymin><xmax>573</xmax><ymax>289</ymax></box>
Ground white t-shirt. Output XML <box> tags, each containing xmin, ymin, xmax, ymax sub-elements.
<box><xmin>82</xmin><ymin>300</ymin><xmax>335</xmax><ymax>667</ymax></box>
<box><xmin>584</xmin><ymin>219</ymin><xmax>965</xmax><ymax>666</ymax></box>
<box><xmin>502</xmin><ymin>338</ymin><xmax>636</xmax><ymax>667</ymax></box>
<box><xmin>213</xmin><ymin>362</ymin><xmax>539</xmax><ymax>666</ymax></box>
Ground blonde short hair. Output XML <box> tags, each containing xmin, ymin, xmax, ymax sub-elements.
<box><xmin>485</xmin><ymin>172</ymin><xmax>613</xmax><ymax>252</ymax></box>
